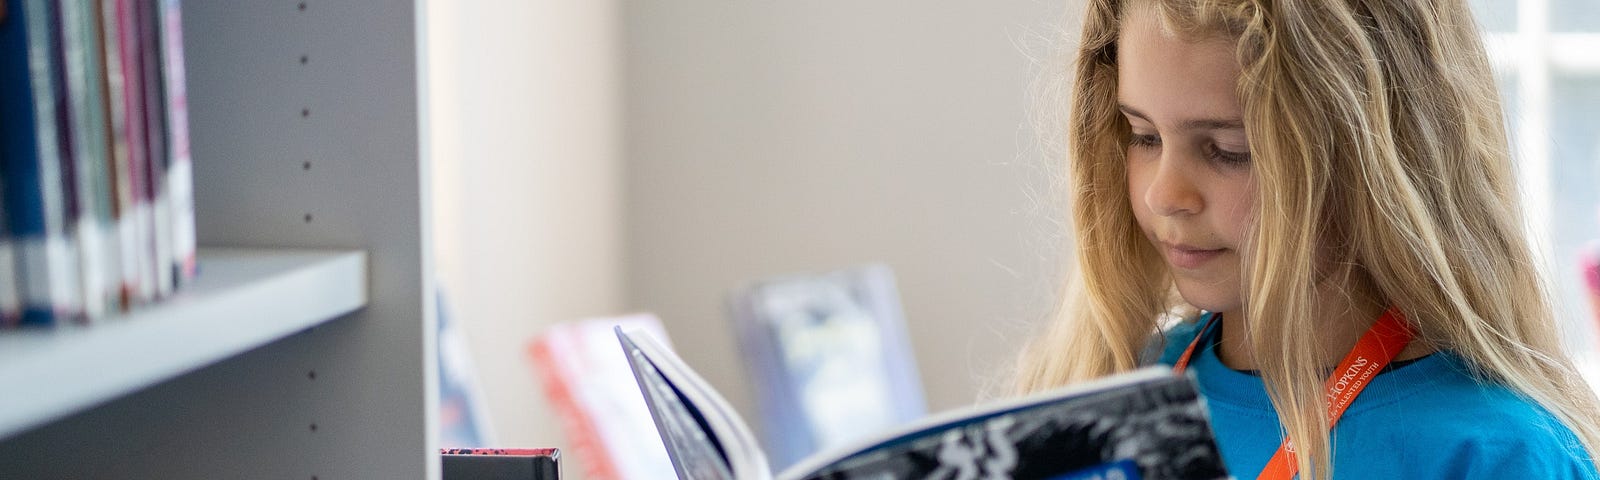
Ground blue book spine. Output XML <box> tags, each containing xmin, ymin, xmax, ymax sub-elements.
<box><xmin>2</xmin><ymin>0</ymin><xmax>84</xmax><ymax>325</ymax></box>
<box><xmin>134</xmin><ymin>0</ymin><xmax>162</xmax><ymax>303</ymax></box>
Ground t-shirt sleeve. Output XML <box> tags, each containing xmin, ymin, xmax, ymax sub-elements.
<box><xmin>1456</xmin><ymin>435</ymin><xmax>1600</xmax><ymax>479</ymax></box>
<box><xmin>1433</xmin><ymin>405</ymin><xmax>1600</xmax><ymax>480</ymax></box>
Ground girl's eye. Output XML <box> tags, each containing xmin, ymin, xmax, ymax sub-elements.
<box><xmin>1204</xmin><ymin>143</ymin><xmax>1251</xmax><ymax>165</ymax></box>
<box><xmin>1129</xmin><ymin>134</ymin><xmax>1161</xmax><ymax>149</ymax></box>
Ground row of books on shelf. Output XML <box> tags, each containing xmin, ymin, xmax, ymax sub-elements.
<box><xmin>0</xmin><ymin>0</ymin><xmax>197</xmax><ymax>326</ymax></box>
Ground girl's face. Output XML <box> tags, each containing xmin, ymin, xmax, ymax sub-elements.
<box><xmin>1118</xmin><ymin>12</ymin><xmax>1256</xmax><ymax>315</ymax></box>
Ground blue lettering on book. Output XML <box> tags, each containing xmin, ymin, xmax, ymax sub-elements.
<box><xmin>1048</xmin><ymin>459</ymin><xmax>1142</xmax><ymax>480</ymax></box>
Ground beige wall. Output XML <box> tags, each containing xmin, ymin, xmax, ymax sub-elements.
<box><xmin>624</xmin><ymin>0</ymin><xmax>1069</xmax><ymax>427</ymax></box>
<box><xmin>427</xmin><ymin>0</ymin><xmax>624</xmax><ymax>454</ymax></box>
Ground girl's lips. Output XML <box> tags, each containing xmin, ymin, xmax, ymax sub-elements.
<box><xmin>1162</xmin><ymin>243</ymin><xmax>1226</xmax><ymax>269</ymax></box>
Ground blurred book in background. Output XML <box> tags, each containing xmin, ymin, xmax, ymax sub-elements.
<box><xmin>727</xmin><ymin>264</ymin><xmax>927</xmax><ymax>471</ymax></box>
<box><xmin>437</xmin><ymin>288</ymin><xmax>497</xmax><ymax>448</ymax></box>
<box><xmin>1583</xmin><ymin>241</ymin><xmax>1600</xmax><ymax>331</ymax></box>
<box><xmin>527</xmin><ymin>314</ymin><xmax>677</xmax><ymax>480</ymax></box>
<box><xmin>1580</xmin><ymin>242</ymin><xmax>1600</xmax><ymax>395</ymax></box>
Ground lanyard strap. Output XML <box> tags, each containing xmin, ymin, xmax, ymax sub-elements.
<box><xmin>1172</xmin><ymin>308</ymin><xmax>1415</xmax><ymax>480</ymax></box>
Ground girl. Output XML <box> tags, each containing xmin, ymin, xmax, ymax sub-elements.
<box><xmin>1014</xmin><ymin>0</ymin><xmax>1600</xmax><ymax>478</ymax></box>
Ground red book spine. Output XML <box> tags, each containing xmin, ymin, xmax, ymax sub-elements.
<box><xmin>110</xmin><ymin>0</ymin><xmax>142</xmax><ymax>309</ymax></box>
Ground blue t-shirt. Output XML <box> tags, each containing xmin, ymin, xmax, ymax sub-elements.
<box><xmin>1155</xmin><ymin>313</ymin><xmax>1599</xmax><ymax>479</ymax></box>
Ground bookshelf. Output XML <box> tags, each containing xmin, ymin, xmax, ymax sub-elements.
<box><xmin>0</xmin><ymin>1</ymin><xmax>434</xmax><ymax>478</ymax></box>
<box><xmin>0</xmin><ymin>248</ymin><xmax>367</xmax><ymax>440</ymax></box>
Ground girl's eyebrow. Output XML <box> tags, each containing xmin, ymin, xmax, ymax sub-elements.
<box><xmin>1118</xmin><ymin>104</ymin><xmax>1245</xmax><ymax>131</ymax></box>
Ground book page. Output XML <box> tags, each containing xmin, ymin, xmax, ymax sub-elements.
<box><xmin>617</xmin><ymin>328</ymin><xmax>774</xmax><ymax>480</ymax></box>
<box><xmin>625</xmin><ymin>341</ymin><xmax>734</xmax><ymax>480</ymax></box>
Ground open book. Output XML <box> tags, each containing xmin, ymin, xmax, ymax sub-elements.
<box><xmin>615</xmin><ymin>328</ymin><xmax>1230</xmax><ymax>480</ymax></box>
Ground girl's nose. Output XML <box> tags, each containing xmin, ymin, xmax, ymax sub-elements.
<box><xmin>1143</xmin><ymin>152</ymin><xmax>1203</xmax><ymax>217</ymax></box>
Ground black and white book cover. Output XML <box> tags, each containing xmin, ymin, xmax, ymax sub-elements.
<box><xmin>616</xmin><ymin>327</ymin><xmax>1230</xmax><ymax>480</ymax></box>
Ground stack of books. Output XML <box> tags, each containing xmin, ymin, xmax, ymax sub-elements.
<box><xmin>1</xmin><ymin>0</ymin><xmax>198</xmax><ymax>326</ymax></box>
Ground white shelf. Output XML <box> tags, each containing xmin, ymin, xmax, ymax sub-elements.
<box><xmin>0</xmin><ymin>248</ymin><xmax>368</xmax><ymax>440</ymax></box>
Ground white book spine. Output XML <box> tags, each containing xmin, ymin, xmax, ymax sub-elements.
<box><xmin>153</xmin><ymin>187</ymin><xmax>173</xmax><ymax>297</ymax></box>
<box><xmin>117</xmin><ymin>209</ymin><xmax>140</xmax><ymax>306</ymax></box>
<box><xmin>18</xmin><ymin>234</ymin><xmax>84</xmax><ymax>320</ymax></box>
<box><xmin>135</xmin><ymin>201</ymin><xmax>156</xmax><ymax>302</ymax></box>
<box><xmin>74</xmin><ymin>216</ymin><xmax>109</xmax><ymax>321</ymax></box>
<box><xmin>166</xmin><ymin>160</ymin><xmax>191</xmax><ymax>287</ymax></box>
<box><xmin>159</xmin><ymin>0</ymin><xmax>195</xmax><ymax>286</ymax></box>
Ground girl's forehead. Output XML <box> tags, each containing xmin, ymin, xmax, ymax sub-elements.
<box><xmin>1115</xmin><ymin>11</ymin><xmax>1244</xmax><ymax>126</ymax></box>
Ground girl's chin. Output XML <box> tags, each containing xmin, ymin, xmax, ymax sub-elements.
<box><xmin>1171</xmin><ymin>281</ymin><xmax>1240</xmax><ymax>315</ymax></box>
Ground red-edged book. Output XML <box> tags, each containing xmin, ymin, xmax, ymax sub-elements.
<box><xmin>441</xmin><ymin>448</ymin><xmax>560</xmax><ymax>480</ymax></box>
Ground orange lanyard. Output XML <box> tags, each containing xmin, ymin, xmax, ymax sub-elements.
<box><xmin>1172</xmin><ymin>308</ymin><xmax>1416</xmax><ymax>480</ymax></box>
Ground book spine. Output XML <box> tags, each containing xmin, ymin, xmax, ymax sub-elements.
<box><xmin>3</xmin><ymin>0</ymin><xmax>81</xmax><ymax>325</ymax></box>
<box><xmin>91</xmin><ymin>0</ymin><xmax>128</xmax><ymax>315</ymax></box>
<box><xmin>156</xmin><ymin>0</ymin><xmax>191</xmax><ymax>290</ymax></box>
<box><xmin>60</xmin><ymin>0</ymin><xmax>118</xmax><ymax>322</ymax></box>
<box><xmin>105</xmin><ymin>0</ymin><xmax>141</xmax><ymax>310</ymax></box>
<box><xmin>0</xmin><ymin>6</ymin><xmax>16</xmax><ymax>326</ymax></box>
<box><xmin>96</xmin><ymin>0</ymin><xmax>132</xmax><ymax>312</ymax></box>
<box><xmin>0</xmin><ymin>0</ymin><xmax>16</xmax><ymax>323</ymax></box>
<box><xmin>48</xmin><ymin>0</ymin><xmax>86</xmax><ymax>324</ymax></box>
<box><xmin>441</xmin><ymin>448</ymin><xmax>562</xmax><ymax>480</ymax></box>
<box><xmin>134</xmin><ymin>0</ymin><xmax>161</xmax><ymax>302</ymax></box>
<box><xmin>442</xmin><ymin>448</ymin><xmax>560</xmax><ymax>457</ymax></box>
<box><xmin>0</xmin><ymin>171</ymin><xmax>19</xmax><ymax>325</ymax></box>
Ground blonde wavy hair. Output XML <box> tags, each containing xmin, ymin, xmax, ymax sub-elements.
<box><xmin>1014</xmin><ymin>0</ymin><xmax>1600</xmax><ymax>478</ymax></box>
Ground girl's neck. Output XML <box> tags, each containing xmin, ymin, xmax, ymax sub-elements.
<box><xmin>1212</xmin><ymin>278</ymin><xmax>1433</xmax><ymax>371</ymax></box>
